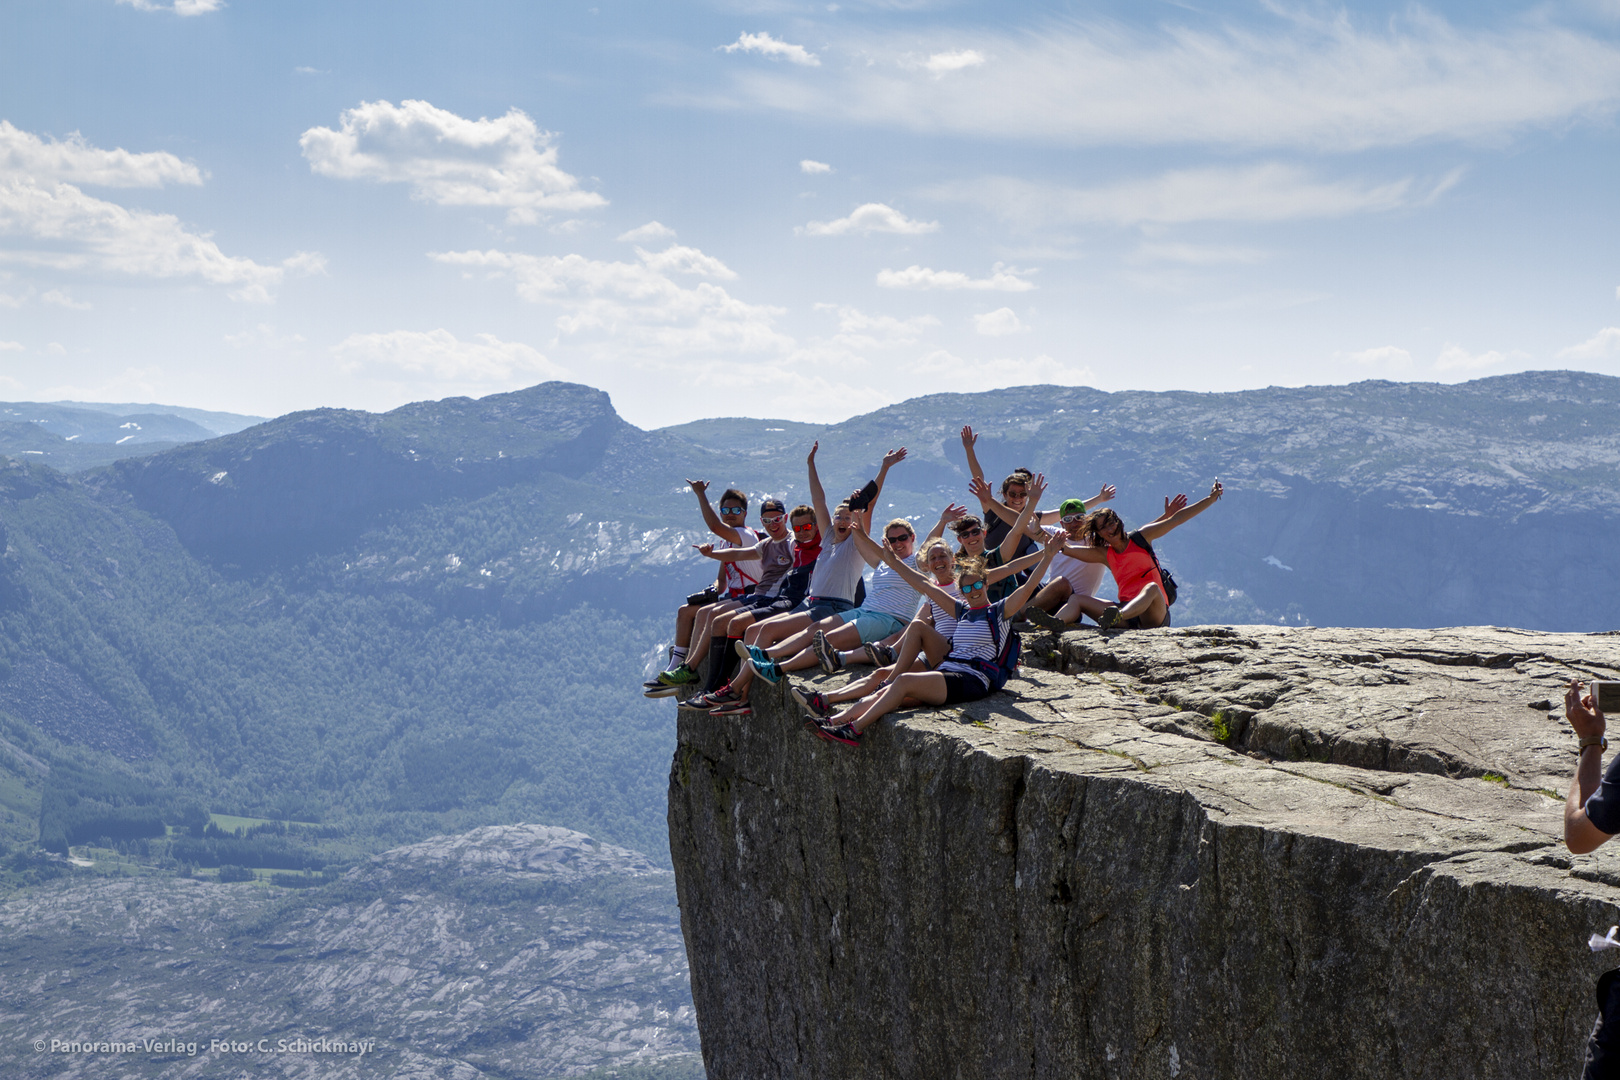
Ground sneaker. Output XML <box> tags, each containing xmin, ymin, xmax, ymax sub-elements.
<box><xmin>698</xmin><ymin>685</ymin><xmax>738</xmax><ymax>709</ymax></box>
<box><xmin>792</xmin><ymin>685</ymin><xmax>832</xmax><ymax>719</ymax></box>
<box><xmin>678</xmin><ymin>691</ymin><xmax>716</xmax><ymax>710</ymax></box>
<box><xmin>657</xmin><ymin>663</ymin><xmax>700</xmax><ymax>686</ymax></box>
<box><xmin>735</xmin><ymin>639</ymin><xmax>753</xmax><ymax>661</ymax></box>
<box><xmin>862</xmin><ymin>642</ymin><xmax>894</xmax><ymax>667</ymax></box>
<box><xmin>751</xmin><ymin>656</ymin><xmax>783</xmax><ymax>684</ymax></box>
<box><xmin>1097</xmin><ymin>606</ymin><xmax>1122</xmax><ymax>630</ymax></box>
<box><xmin>823</xmin><ymin>722</ymin><xmax>862</xmax><ymax>746</ymax></box>
<box><xmin>644</xmin><ymin>684</ymin><xmax>680</xmax><ymax>699</ymax></box>
<box><xmin>1024</xmin><ymin>608</ymin><xmax>1067</xmax><ymax>632</ymax></box>
<box><xmin>812</xmin><ymin>631</ymin><xmax>842</xmax><ymax>674</ymax></box>
<box><xmin>642</xmin><ymin>678</ymin><xmax>665</xmax><ymax>691</ymax></box>
<box><xmin>710</xmin><ymin>698</ymin><xmax>752</xmax><ymax>717</ymax></box>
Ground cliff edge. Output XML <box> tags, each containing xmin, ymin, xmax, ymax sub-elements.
<box><xmin>668</xmin><ymin>626</ymin><xmax>1620</xmax><ymax>1079</ymax></box>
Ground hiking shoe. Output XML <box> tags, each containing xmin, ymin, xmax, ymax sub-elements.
<box><xmin>697</xmin><ymin>685</ymin><xmax>739</xmax><ymax>709</ymax></box>
<box><xmin>710</xmin><ymin>698</ymin><xmax>752</xmax><ymax>717</ymax></box>
<box><xmin>812</xmin><ymin>631</ymin><xmax>842</xmax><ymax>674</ymax></box>
<box><xmin>750</xmin><ymin>656</ymin><xmax>782</xmax><ymax>684</ymax></box>
<box><xmin>823</xmin><ymin>722</ymin><xmax>862</xmax><ymax>746</ymax></box>
<box><xmin>644</xmin><ymin>684</ymin><xmax>680</xmax><ymax>699</ymax></box>
<box><xmin>1097</xmin><ymin>606</ymin><xmax>1122</xmax><ymax>630</ymax></box>
<box><xmin>792</xmin><ymin>685</ymin><xmax>833</xmax><ymax>719</ymax></box>
<box><xmin>1024</xmin><ymin>608</ymin><xmax>1067</xmax><ymax>632</ymax></box>
<box><xmin>863</xmin><ymin>642</ymin><xmax>895</xmax><ymax>667</ymax></box>
<box><xmin>658</xmin><ymin>663</ymin><xmax>700</xmax><ymax>686</ymax></box>
<box><xmin>679</xmin><ymin>691</ymin><xmax>716</xmax><ymax>710</ymax></box>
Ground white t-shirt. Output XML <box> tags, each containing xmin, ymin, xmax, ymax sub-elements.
<box><xmin>1043</xmin><ymin>525</ymin><xmax>1106</xmax><ymax>598</ymax></box>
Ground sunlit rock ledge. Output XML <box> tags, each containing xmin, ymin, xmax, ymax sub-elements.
<box><xmin>668</xmin><ymin>625</ymin><xmax>1620</xmax><ymax>1080</ymax></box>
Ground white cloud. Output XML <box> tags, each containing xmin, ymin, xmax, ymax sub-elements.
<box><xmin>923</xmin><ymin>49</ymin><xmax>985</xmax><ymax>75</ymax></box>
<box><xmin>0</xmin><ymin>292</ymin><xmax>20</xmax><ymax>308</ymax></box>
<box><xmin>431</xmin><ymin>244</ymin><xmax>790</xmax><ymax>358</ymax></box>
<box><xmin>0</xmin><ymin>174</ymin><xmax>286</xmax><ymax>300</ymax></box>
<box><xmin>1559</xmin><ymin>327</ymin><xmax>1620</xmax><ymax>360</ymax></box>
<box><xmin>636</xmin><ymin>244</ymin><xmax>737</xmax><ymax>280</ymax></box>
<box><xmin>116</xmin><ymin>0</ymin><xmax>223</xmax><ymax>14</ymax></box>
<box><xmin>617</xmin><ymin>221</ymin><xmax>676</xmax><ymax>243</ymax></box>
<box><xmin>799</xmin><ymin>202</ymin><xmax>939</xmax><ymax>236</ymax></box>
<box><xmin>974</xmin><ymin>308</ymin><xmax>1024</xmax><ymax>336</ymax></box>
<box><xmin>800</xmin><ymin>159</ymin><xmax>832</xmax><ymax>174</ymax></box>
<box><xmin>1435</xmin><ymin>344</ymin><xmax>1507</xmax><ymax>372</ymax></box>
<box><xmin>45</xmin><ymin>343</ymin><xmax>66</xmax><ymax>355</ymax></box>
<box><xmin>0</xmin><ymin>120</ymin><xmax>202</xmax><ymax>188</ymax></box>
<box><xmin>223</xmin><ymin>323</ymin><xmax>306</xmax><ymax>349</ymax></box>
<box><xmin>720</xmin><ymin>32</ymin><xmax>820</xmax><ymax>67</ymax></box>
<box><xmin>334</xmin><ymin>329</ymin><xmax>565</xmax><ymax>382</ymax></box>
<box><xmin>0</xmin><ymin>123</ymin><xmax>295</xmax><ymax>300</ymax></box>
<box><xmin>876</xmin><ymin>263</ymin><xmax>1034</xmax><ymax>291</ymax></box>
<box><xmin>300</xmin><ymin>100</ymin><xmax>606</xmax><ymax>224</ymax></box>
<box><xmin>1340</xmin><ymin>345</ymin><xmax>1414</xmax><ymax>371</ymax></box>
<box><xmin>0</xmin><ymin>341</ymin><xmax>22</xmax><ymax>352</ymax></box>
<box><xmin>41</xmin><ymin>289</ymin><xmax>90</xmax><ymax>310</ymax></box>
<box><xmin>813</xmin><ymin>304</ymin><xmax>938</xmax><ymax>350</ymax></box>
<box><xmin>928</xmin><ymin>164</ymin><xmax>1460</xmax><ymax>228</ymax></box>
<box><xmin>280</xmin><ymin>251</ymin><xmax>328</xmax><ymax>276</ymax></box>
<box><xmin>727</xmin><ymin>12</ymin><xmax>1620</xmax><ymax>151</ymax></box>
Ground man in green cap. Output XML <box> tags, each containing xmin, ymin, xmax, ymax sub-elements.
<box><xmin>1025</xmin><ymin>497</ymin><xmax>1106</xmax><ymax>626</ymax></box>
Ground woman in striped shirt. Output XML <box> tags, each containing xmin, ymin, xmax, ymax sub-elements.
<box><xmin>810</xmin><ymin>525</ymin><xmax>1064</xmax><ymax>746</ymax></box>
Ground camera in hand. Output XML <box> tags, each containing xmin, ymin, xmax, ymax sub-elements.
<box><xmin>1592</xmin><ymin>680</ymin><xmax>1620</xmax><ymax>713</ymax></box>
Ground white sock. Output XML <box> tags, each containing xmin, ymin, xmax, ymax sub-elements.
<box><xmin>671</xmin><ymin>646</ymin><xmax>688</xmax><ymax>664</ymax></box>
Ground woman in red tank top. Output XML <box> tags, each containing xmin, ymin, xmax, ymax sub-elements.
<box><xmin>1051</xmin><ymin>479</ymin><xmax>1223</xmax><ymax>630</ymax></box>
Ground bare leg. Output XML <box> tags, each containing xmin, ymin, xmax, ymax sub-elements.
<box><xmin>1117</xmin><ymin>583</ymin><xmax>1169</xmax><ymax>627</ymax></box>
<box><xmin>829</xmin><ymin>671</ymin><xmax>949</xmax><ymax>733</ymax></box>
<box><xmin>689</xmin><ymin>600</ymin><xmax>742</xmax><ymax>667</ymax></box>
<box><xmin>1031</xmin><ymin>578</ymin><xmax>1071</xmax><ymax>615</ymax></box>
<box><xmin>673</xmin><ymin>603</ymin><xmax>701</xmax><ymax>649</ymax></box>
<box><xmin>769</xmin><ymin>613</ymin><xmax>849</xmax><ymax>659</ymax></box>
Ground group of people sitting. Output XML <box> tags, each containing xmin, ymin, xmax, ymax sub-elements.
<box><xmin>641</xmin><ymin>426</ymin><xmax>1223</xmax><ymax>746</ymax></box>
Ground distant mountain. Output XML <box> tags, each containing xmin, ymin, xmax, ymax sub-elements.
<box><xmin>0</xmin><ymin>400</ymin><xmax>269</xmax><ymax>472</ymax></box>
<box><xmin>0</xmin><ymin>372</ymin><xmax>1614</xmax><ymax>894</ymax></box>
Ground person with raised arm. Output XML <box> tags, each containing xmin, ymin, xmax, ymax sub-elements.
<box><xmin>704</xmin><ymin>443</ymin><xmax>905</xmax><ymax>717</ymax></box>
<box><xmin>643</xmin><ymin>480</ymin><xmax>762</xmax><ymax>690</ymax></box>
<box><xmin>1043</xmin><ymin>481</ymin><xmax>1223</xmax><ymax>631</ymax></box>
<box><xmin>808</xmin><ymin>524</ymin><xmax>1065</xmax><ymax>746</ymax></box>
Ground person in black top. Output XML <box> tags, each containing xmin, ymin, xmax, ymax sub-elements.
<box><xmin>1560</xmin><ymin>680</ymin><xmax>1620</xmax><ymax>1080</ymax></box>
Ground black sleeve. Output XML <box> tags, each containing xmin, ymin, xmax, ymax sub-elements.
<box><xmin>1584</xmin><ymin>753</ymin><xmax>1620</xmax><ymax>835</ymax></box>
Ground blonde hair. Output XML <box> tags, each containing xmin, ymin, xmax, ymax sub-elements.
<box><xmin>954</xmin><ymin>555</ymin><xmax>988</xmax><ymax>591</ymax></box>
<box><xmin>917</xmin><ymin>537</ymin><xmax>953</xmax><ymax>573</ymax></box>
<box><xmin>882</xmin><ymin>517</ymin><xmax>915</xmax><ymax>540</ymax></box>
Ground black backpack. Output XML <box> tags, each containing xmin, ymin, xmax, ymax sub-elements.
<box><xmin>1127</xmin><ymin>531</ymin><xmax>1179</xmax><ymax>607</ymax></box>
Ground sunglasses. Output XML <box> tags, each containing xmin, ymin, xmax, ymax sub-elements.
<box><xmin>885</xmin><ymin>533</ymin><xmax>914</xmax><ymax>543</ymax></box>
<box><xmin>792</xmin><ymin>522</ymin><xmax>817</xmax><ymax>532</ymax></box>
<box><xmin>961</xmin><ymin>580</ymin><xmax>987</xmax><ymax>594</ymax></box>
<box><xmin>719</xmin><ymin>506</ymin><xmax>745</xmax><ymax>516</ymax></box>
<box><xmin>1005</xmin><ymin>489</ymin><xmax>1027</xmax><ymax>500</ymax></box>
<box><xmin>956</xmin><ymin>527</ymin><xmax>983</xmax><ymax>538</ymax></box>
<box><xmin>761</xmin><ymin>515</ymin><xmax>785</xmax><ymax>525</ymax></box>
<box><xmin>1061</xmin><ymin>513</ymin><xmax>1085</xmax><ymax>524</ymax></box>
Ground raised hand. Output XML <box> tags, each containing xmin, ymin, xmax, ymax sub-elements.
<box><xmin>1211</xmin><ymin>478</ymin><xmax>1223</xmax><ymax>501</ymax></box>
<box><xmin>1164</xmin><ymin>493</ymin><xmax>1188</xmax><ymax>517</ymax></box>
<box><xmin>806</xmin><ymin>441</ymin><xmax>819</xmax><ymax>465</ymax></box>
<box><xmin>960</xmin><ymin>425</ymin><xmax>977</xmax><ymax>450</ymax></box>
<box><xmin>1568</xmin><ymin>679</ymin><xmax>1606</xmax><ymax>739</ymax></box>
<box><xmin>939</xmin><ymin>502</ymin><xmax>968</xmax><ymax>523</ymax></box>
<box><xmin>694</xmin><ymin>542</ymin><xmax>716</xmax><ymax>558</ymax></box>
<box><xmin>1093</xmin><ymin>484</ymin><xmax>1116</xmax><ymax>506</ymax></box>
<box><xmin>967</xmin><ymin>476</ymin><xmax>994</xmax><ymax>503</ymax></box>
<box><xmin>882</xmin><ymin>447</ymin><xmax>908</xmax><ymax>469</ymax></box>
<box><xmin>687</xmin><ymin>478</ymin><xmax>709</xmax><ymax>497</ymax></box>
<box><xmin>1026</xmin><ymin>472</ymin><xmax>1048</xmax><ymax>506</ymax></box>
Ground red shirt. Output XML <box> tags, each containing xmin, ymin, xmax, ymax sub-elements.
<box><xmin>1105</xmin><ymin>539</ymin><xmax>1163</xmax><ymax>604</ymax></box>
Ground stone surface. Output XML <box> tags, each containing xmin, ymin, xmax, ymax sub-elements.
<box><xmin>668</xmin><ymin>625</ymin><xmax>1620</xmax><ymax>1080</ymax></box>
<box><xmin>0</xmin><ymin>824</ymin><xmax>701</xmax><ymax>1079</ymax></box>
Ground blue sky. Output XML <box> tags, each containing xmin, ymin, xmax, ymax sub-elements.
<box><xmin>1</xmin><ymin>0</ymin><xmax>1617</xmax><ymax>427</ymax></box>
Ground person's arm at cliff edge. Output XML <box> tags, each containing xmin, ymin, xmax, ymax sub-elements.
<box><xmin>869</xmin><ymin>447</ymin><xmax>907</xmax><ymax>506</ymax></box>
<box><xmin>1566</xmin><ymin>679</ymin><xmax>1615</xmax><ymax>855</ymax></box>
<box><xmin>686</xmin><ymin>478</ymin><xmax>743</xmax><ymax>545</ymax></box>
<box><xmin>1140</xmin><ymin>480</ymin><xmax>1222</xmax><ymax>543</ymax></box>
<box><xmin>806</xmin><ymin>442</ymin><xmax>833</xmax><ymax>541</ymax></box>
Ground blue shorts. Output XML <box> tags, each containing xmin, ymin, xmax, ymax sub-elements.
<box><xmin>796</xmin><ymin>595</ymin><xmax>854</xmax><ymax>622</ymax></box>
<box><xmin>839</xmin><ymin>607</ymin><xmax>908</xmax><ymax>643</ymax></box>
<box><xmin>736</xmin><ymin>592</ymin><xmax>786</xmax><ymax>613</ymax></box>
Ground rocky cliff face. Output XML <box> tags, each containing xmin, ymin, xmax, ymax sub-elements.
<box><xmin>669</xmin><ymin>626</ymin><xmax>1620</xmax><ymax>1079</ymax></box>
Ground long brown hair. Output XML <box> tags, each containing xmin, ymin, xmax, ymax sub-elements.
<box><xmin>1083</xmin><ymin>508</ymin><xmax>1124</xmax><ymax>547</ymax></box>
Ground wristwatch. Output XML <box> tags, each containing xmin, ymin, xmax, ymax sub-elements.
<box><xmin>1580</xmin><ymin>735</ymin><xmax>1609</xmax><ymax>753</ymax></box>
